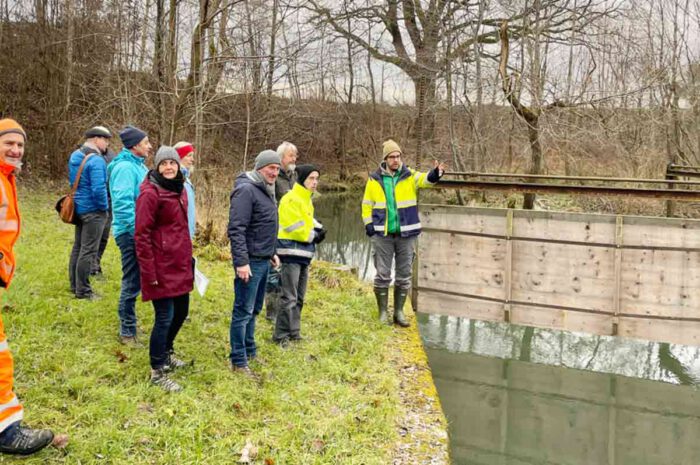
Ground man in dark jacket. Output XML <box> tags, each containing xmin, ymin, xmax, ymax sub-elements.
<box><xmin>264</xmin><ymin>141</ymin><xmax>298</xmax><ymax>322</ymax></box>
<box><xmin>227</xmin><ymin>150</ymin><xmax>281</xmax><ymax>378</ymax></box>
<box><xmin>68</xmin><ymin>125</ymin><xmax>111</xmax><ymax>299</ymax></box>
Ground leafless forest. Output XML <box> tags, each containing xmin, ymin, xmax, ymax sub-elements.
<box><xmin>3</xmin><ymin>0</ymin><xmax>700</xmax><ymax>187</ymax></box>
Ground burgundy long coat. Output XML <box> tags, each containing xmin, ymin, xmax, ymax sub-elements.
<box><xmin>135</xmin><ymin>176</ymin><xmax>193</xmax><ymax>302</ymax></box>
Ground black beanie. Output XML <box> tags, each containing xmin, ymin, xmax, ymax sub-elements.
<box><xmin>296</xmin><ymin>164</ymin><xmax>320</xmax><ymax>186</ymax></box>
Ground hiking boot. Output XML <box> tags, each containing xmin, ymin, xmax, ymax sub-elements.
<box><xmin>0</xmin><ymin>422</ymin><xmax>54</xmax><ymax>456</ymax></box>
<box><xmin>150</xmin><ymin>368</ymin><xmax>182</xmax><ymax>392</ymax></box>
<box><xmin>164</xmin><ymin>352</ymin><xmax>188</xmax><ymax>371</ymax></box>
<box><xmin>230</xmin><ymin>364</ymin><xmax>260</xmax><ymax>382</ymax></box>
<box><xmin>374</xmin><ymin>288</ymin><xmax>390</xmax><ymax>325</ymax></box>
<box><xmin>393</xmin><ymin>288</ymin><xmax>410</xmax><ymax>328</ymax></box>
<box><xmin>119</xmin><ymin>335</ymin><xmax>142</xmax><ymax>347</ymax></box>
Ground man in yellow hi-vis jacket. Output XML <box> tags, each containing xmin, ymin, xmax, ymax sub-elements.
<box><xmin>0</xmin><ymin>119</ymin><xmax>54</xmax><ymax>455</ymax></box>
<box><xmin>361</xmin><ymin>139</ymin><xmax>445</xmax><ymax>327</ymax></box>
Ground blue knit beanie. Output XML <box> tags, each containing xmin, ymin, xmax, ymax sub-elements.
<box><xmin>119</xmin><ymin>125</ymin><xmax>147</xmax><ymax>149</ymax></box>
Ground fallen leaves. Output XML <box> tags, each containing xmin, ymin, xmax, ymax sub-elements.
<box><xmin>239</xmin><ymin>439</ymin><xmax>258</xmax><ymax>463</ymax></box>
<box><xmin>51</xmin><ymin>433</ymin><xmax>69</xmax><ymax>449</ymax></box>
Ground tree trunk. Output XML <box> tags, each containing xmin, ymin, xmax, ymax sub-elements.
<box><xmin>414</xmin><ymin>76</ymin><xmax>436</xmax><ymax>166</ymax></box>
<box><xmin>523</xmin><ymin>117</ymin><xmax>542</xmax><ymax>210</ymax></box>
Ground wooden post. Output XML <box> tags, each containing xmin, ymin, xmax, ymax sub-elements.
<box><xmin>503</xmin><ymin>209</ymin><xmax>514</xmax><ymax>322</ymax></box>
<box><xmin>612</xmin><ymin>216</ymin><xmax>623</xmax><ymax>336</ymax></box>
<box><xmin>411</xmin><ymin>236</ymin><xmax>419</xmax><ymax>313</ymax></box>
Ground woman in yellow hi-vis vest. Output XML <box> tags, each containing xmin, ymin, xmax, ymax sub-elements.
<box><xmin>0</xmin><ymin>119</ymin><xmax>54</xmax><ymax>456</ymax></box>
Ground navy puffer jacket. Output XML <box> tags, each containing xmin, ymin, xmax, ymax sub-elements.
<box><xmin>227</xmin><ymin>172</ymin><xmax>278</xmax><ymax>268</ymax></box>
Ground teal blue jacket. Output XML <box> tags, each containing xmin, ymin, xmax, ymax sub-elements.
<box><xmin>108</xmin><ymin>148</ymin><xmax>148</xmax><ymax>238</ymax></box>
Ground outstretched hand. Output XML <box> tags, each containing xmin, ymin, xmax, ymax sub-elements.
<box><xmin>433</xmin><ymin>159</ymin><xmax>447</xmax><ymax>177</ymax></box>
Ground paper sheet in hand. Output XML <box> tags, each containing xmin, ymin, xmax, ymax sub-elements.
<box><xmin>194</xmin><ymin>262</ymin><xmax>209</xmax><ymax>297</ymax></box>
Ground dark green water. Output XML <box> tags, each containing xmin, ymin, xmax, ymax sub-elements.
<box><xmin>419</xmin><ymin>315</ymin><xmax>700</xmax><ymax>465</ymax></box>
<box><xmin>315</xmin><ymin>193</ymin><xmax>700</xmax><ymax>465</ymax></box>
<box><xmin>313</xmin><ymin>192</ymin><xmax>375</xmax><ymax>281</ymax></box>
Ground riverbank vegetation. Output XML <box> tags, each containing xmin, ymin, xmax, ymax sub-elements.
<box><xmin>0</xmin><ymin>188</ymin><xmax>447</xmax><ymax>464</ymax></box>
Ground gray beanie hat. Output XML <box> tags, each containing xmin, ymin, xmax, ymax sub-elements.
<box><xmin>154</xmin><ymin>146</ymin><xmax>180</xmax><ymax>168</ymax></box>
<box><xmin>254</xmin><ymin>149</ymin><xmax>281</xmax><ymax>170</ymax></box>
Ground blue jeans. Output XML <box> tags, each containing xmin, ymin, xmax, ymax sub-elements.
<box><xmin>150</xmin><ymin>294</ymin><xmax>189</xmax><ymax>369</ymax></box>
<box><xmin>230</xmin><ymin>259</ymin><xmax>270</xmax><ymax>367</ymax></box>
<box><xmin>115</xmin><ymin>233</ymin><xmax>140</xmax><ymax>337</ymax></box>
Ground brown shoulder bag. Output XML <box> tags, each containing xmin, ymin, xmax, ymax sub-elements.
<box><xmin>55</xmin><ymin>153</ymin><xmax>95</xmax><ymax>225</ymax></box>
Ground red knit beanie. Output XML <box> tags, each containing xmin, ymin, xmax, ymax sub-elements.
<box><xmin>174</xmin><ymin>142</ymin><xmax>194</xmax><ymax>159</ymax></box>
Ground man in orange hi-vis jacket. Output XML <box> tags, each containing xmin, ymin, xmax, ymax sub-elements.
<box><xmin>0</xmin><ymin>119</ymin><xmax>54</xmax><ymax>455</ymax></box>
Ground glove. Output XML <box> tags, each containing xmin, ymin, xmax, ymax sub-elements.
<box><xmin>313</xmin><ymin>227</ymin><xmax>327</xmax><ymax>244</ymax></box>
<box><xmin>365</xmin><ymin>224</ymin><xmax>375</xmax><ymax>237</ymax></box>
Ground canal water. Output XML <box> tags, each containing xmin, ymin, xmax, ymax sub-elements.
<box><xmin>314</xmin><ymin>193</ymin><xmax>700</xmax><ymax>465</ymax></box>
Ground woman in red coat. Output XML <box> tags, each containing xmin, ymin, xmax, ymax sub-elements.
<box><xmin>135</xmin><ymin>146</ymin><xmax>193</xmax><ymax>392</ymax></box>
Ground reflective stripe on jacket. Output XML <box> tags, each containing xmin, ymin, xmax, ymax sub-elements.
<box><xmin>0</xmin><ymin>314</ymin><xmax>23</xmax><ymax>432</ymax></box>
<box><xmin>361</xmin><ymin>163</ymin><xmax>433</xmax><ymax>238</ymax></box>
<box><xmin>276</xmin><ymin>183</ymin><xmax>316</xmax><ymax>264</ymax></box>
<box><xmin>0</xmin><ymin>162</ymin><xmax>19</xmax><ymax>288</ymax></box>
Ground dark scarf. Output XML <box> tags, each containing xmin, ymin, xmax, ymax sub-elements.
<box><xmin>149</xmin><ymin>169</ymin><xmax>185</xmax><ymax>194</ymax></box>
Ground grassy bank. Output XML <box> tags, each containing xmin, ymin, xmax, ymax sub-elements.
<box><xmin>0</xmin><ymin>188</ymin><xmax>447</xmax><ymax>464</ymax></box>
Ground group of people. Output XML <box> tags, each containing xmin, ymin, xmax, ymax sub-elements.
<box><xmin>0</xmin><ymin>115</ymin><xmax>444</xmax><ymax>456</ymax></box>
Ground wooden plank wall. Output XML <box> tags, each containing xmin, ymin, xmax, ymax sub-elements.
<box><xmin>416</xmin><ymin>205</ymin><xmax>700</xmax><ymax>346</ymax></box>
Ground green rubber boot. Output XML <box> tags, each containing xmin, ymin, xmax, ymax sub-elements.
<box><xmin>393</xmin><ymin>287</ymin><xmax>410</xmax><ymax>328</ymax></box>
<box><xmin>374</xmin><ymin>288</ymin><xmax>390</xmax><ymax>325</ymax></box>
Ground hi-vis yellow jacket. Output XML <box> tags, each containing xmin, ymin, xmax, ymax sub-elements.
<box><xmin>361</xmin><ymin>163</ymin><xmax>434</xmax><ymax>237</ymax></box>
<box><xmin>277</xmin><ymin>183</ymin><xmax>318</xmax><ymax>264</ymax></box>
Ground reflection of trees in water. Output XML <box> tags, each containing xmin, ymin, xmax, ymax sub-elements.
<box><xmin>314</xmin><ymin>193</ymin><xmax>375</xmax><ymax>281</ymax></box>
<box><xmin>418</xmin><ymin>314</ymin><xmax>700</xmax><ymax>385</ymax></box>
<box><xmin>317</xmin><ymin>193</ymin><xmax>700</xmax><ymax>385</ymax></box>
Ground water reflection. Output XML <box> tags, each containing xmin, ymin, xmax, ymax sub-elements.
<box><xmin>314</xmin><ymin>192</ymin><xmax>375</xmax><ymax>281</ymax></box>
<box><xmin>419</xmin><ymin>314</ymin><xmax>700</xmax><ymax>464</ymax></box>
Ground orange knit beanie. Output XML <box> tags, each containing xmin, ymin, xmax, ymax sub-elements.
<box><xmin>0</xmin><ymin>119</ymin><xmax>26</xmax><ymax>141</ymax></box>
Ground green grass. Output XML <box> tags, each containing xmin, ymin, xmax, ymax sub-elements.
<box><xmin>0</xmin><ymin>188</ymin><xmax>406</xmax><ymax>464</ymax></box>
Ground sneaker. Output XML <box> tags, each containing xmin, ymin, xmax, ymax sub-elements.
<box><xmin>150</xmin><ymin>368</ymin><xmax>182</xmax><ymax>392</ymax></box>
<box><xmin>164</xmin><ymin>353</ymin><xmax>188</xmax><ymax>371</ymax></box>
<box><xmin>230</xmin><ymin>364</ymin><xmax>260</xmax><ymax>381</ymax></box>
<box><xmin>0</xmin><ymin>422</ymin><xmax>54</xmax><ymax>456</ymax></box>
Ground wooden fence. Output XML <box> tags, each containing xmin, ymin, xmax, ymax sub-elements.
<box><xmin>414</xmin><ymin>205</ymin><xmax>700</xmax><ymax>346</ymax></box>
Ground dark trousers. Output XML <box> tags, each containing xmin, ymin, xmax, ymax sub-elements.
<box><xmin>274</xmin><ymin>262</ymin><xmax>309</xmax><ymax>342</ymax></box>
<box><xmin>92</xmin><ymin>209</ymin><xmax>112</xmax><ymax>274</ymax></box>
<box><xmin>264</xmin><ymin>266</ymin><xmax>281</xmax><ymax>321</ymax></box>
<box><xmin>115</xmin><ymin>233</ymin><xmax>140</xmax><ymax>337</ymax></box>
<box><xmin>149</xmin><ymin>293</ymin><xmax>189</xmax><ymax>369</ymax></box>
<box><xmin>229</xmin><ymin>259</ymin><xmax>270</xmax><ymax>367</ymax></box>
<box><xmin>69</xmin><ymin>211</ymin><xmax>107</xmax><ymax>297</ymax></box>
